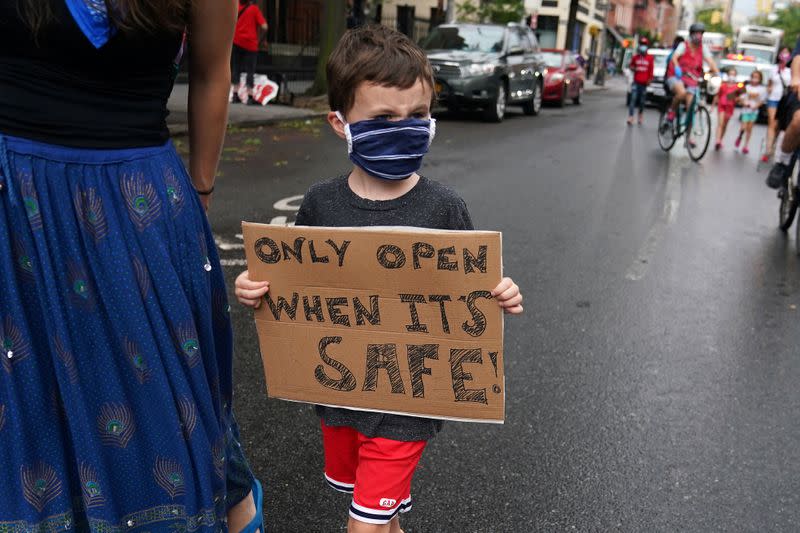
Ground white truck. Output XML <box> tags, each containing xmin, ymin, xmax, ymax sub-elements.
<box><xmin>735</xmin><ymin>25</ymin><xmax>784</xmax><ymax>65</ymax></box>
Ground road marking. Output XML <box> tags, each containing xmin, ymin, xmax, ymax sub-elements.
<box><xmin>220</xmin><ymin>258</ymin><xmax>248</xmax><ymax>267</ymax></box>
<box><xmin>214</xmin><ymin>235</ymin><xmax>245</xmax><ymax>250</ymax></box>
<box><xmin>625</xmin><ymin>153</ymin><xmax>693</xmax><ymax>281</ymax></box>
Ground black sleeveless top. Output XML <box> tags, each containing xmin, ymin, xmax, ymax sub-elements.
<box><xmin>0</xmin><ymin>1</ymin><xmax>183</xmax><ymax>148</ymax></box>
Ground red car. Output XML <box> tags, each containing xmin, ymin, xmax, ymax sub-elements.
<box><xmin>541</xmin><ymin>49</ymin><xmax>584</xmax><ymax>106</ymax></box>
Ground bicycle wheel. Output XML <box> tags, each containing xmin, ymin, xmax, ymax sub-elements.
<box><xmin>686</xmin><ymin>106</ymin><xmax>711</xmax><ymax>161</ymax></box>
<box><xmin>658</xmin><ymin>108</ymin><xmax>677</xmax><ymax>151</ymax></box>
<box><xmin>779</xmin><ymin>182</ymin><xmax>798</xmax><ymax>232</ymax></box>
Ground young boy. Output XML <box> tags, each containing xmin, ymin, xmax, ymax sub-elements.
<box><xmin>235</xmin><ymin>25</ymin><xmax>523</xmax><ymax>533</ymax></box>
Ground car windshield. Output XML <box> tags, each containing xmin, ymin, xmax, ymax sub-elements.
<box><xmin>421</xmin><ymin>25</ymin><xmax>505</xmax><ymax>53</ymax></box>
<box><xmin>541</xmin><ymin>52</ymin><xmax>564</xmax><ymax>67</ymax></box>
<box><xmin>737</xmin><ymin>48</ymin><xmax>774</xmax><ymax>63</ymax></box>
<box><xmin>651</xmin><ymin>54</ymin><xmax>669</xmax><ymax>69</ymax></box>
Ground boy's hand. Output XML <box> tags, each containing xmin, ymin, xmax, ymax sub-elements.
<box><xmin>492</xmin><ymin>277</ymin><xmax>523</xmax><ymax>315</ymax></box>
<box><xmin>235</xmin><ymin>270</ymin><xmax>270</xmax><ymax>308</ymax></box>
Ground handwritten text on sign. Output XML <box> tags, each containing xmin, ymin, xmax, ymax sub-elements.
<box><xmin>242</xmin><ymin>223</ymin><xmax>504</xmax><ymax>423</ymax></box>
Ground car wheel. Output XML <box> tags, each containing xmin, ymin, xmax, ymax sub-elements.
<box><xmin>572</xmin><ymin>83</ymin><xmax>583</xmax><ymax>105</ymax></box>
<box><xmin>522</xmin><ymin>81</ymin><xmax>542</xmax><ymax>116</ymax></box>
<box><xmin>483</xmin><ymin>83</ymin><xmax>506</xmax><ymax>122</ymax></box>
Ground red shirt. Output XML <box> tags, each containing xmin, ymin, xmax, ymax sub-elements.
<box><xmin>234</xmin><ymin>2</ymin><xmax>267</xmax><ymax>52</ymax></box>
<box><xmin>677</xmin><ymin>43</ymin><xmax>704</xmax><ymax>87</ymax></box>
<box><xmin>629</xmin><ymin>54</ymin><xmax>654</xmax><ymax>85</ymax></box>
<box><xmin>718</xmin><ymin>82</ymin><xmax>740</xmax><ymax>108</ymax></box>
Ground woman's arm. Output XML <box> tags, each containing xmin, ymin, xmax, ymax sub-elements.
<box><xmin>188</xmin><ymin>0</ymin><xmax>237</xmax><ymax>210</ymax></box>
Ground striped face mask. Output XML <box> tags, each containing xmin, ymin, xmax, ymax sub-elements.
<box><xmin>336</xmin><ymin>112</ymin><xmax>436</xmax><ymax>180</ymax></box>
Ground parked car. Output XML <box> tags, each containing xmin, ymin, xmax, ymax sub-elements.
<box><xmin>540</xmin><ymin>49</ymin><xmax>584</xmax><ymax>106</ymax></box>
<box><xmin>644</xmin><ymin>48</ymin><xmax>670</xmax><ymax>106</ymax></box>
<box><xmin>421</xmin><ymin>22</ymin><xmax>546</xmax><ymax>122</ymax></box>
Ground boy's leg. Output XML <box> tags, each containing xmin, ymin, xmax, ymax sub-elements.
<box><xmin>321</xmin><ymin>421</ymin><xmax>360</xmax><ymax>494</ymax></box>
<box><xmin>347</xmin><ymin>435</ymin><xmax>426</xmax><ymax>533</ymax></box>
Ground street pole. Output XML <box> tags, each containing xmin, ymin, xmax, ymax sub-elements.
<box><xmin>594</xmin><ymin>1</ymin><xmax>609</xmax><ymax>86</ymax></box>
<box><xmin>446</xmin><ymin>0</ymin><xmax>455</xmax><ymax>23</ymax></box>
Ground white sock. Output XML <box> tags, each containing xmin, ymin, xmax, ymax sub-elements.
<box><xmin>776</xmin><ymin>148</ymin><xmax>793</xmax><ymax>165</ymax></box>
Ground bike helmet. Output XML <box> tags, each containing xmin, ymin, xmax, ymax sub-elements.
<box><xmin>689</xmin><ymin>22</ymin><xmax>706</xmax><ymax>34</ymax></box>
<box><xmin>706</xmin><ymin>75</ymin><xmax>722</xmax><ymax>96</ymax></box>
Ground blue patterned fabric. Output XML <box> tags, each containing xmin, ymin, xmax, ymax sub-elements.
<box><xmin>64</xmin><ymin>0</ymin><xmax>117</xmax><ymax>49</ymax></box>
<box><xmin>0</xmin><ymin>134</ymin><xmax>243</xmax><ymax>531</ymax></box>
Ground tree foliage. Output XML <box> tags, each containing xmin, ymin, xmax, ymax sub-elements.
<box><xmin>753</xmin><ymin>6</ymin><xmax>800</xmax><ymax>49</ymax></box>
<box><xmin>458</xmin><ymin>0</ymin><xmax>525</xmax><ymax>24</ymax></box>
<box><xmin>695</xmin><ymin>7</ymin><xmax>732</xmax><ymax>36</ymax></box>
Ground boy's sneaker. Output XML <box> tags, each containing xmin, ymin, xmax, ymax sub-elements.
<box><xmin>760</xmin><ymin>154</ymin><xmax>770</xmax><ymax>163</ymax></box>
<box><xmin>666</xmin><ymin>110</ymin><xmax>676</xmax><ymax>122</ymax></box>
<box><xmin>735</xmin><ymin>131</ymin><xmax>743</xmax><ymax>148</ymax></box>
<box><xmin>714</xmin><ymin>142</ymin><xmax>722</xmax><ymax>151</ymax></box>
<box><xmin>766</xmin><ymin>162</ymin><xmax>792</xmax><ymax>189</ymax></box>
<box><xmin>742</xmin><ymin>147</ymin><xmax>749</xmax><ymax>155</ymax></box>
<box><xmin>627</xmin><ymin>117</ymin><xmax>634</xmax><ymax>126</ymax></box>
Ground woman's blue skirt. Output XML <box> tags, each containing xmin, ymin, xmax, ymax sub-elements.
<box><xmin>0</xmin><ymin>134</ymin><xmax>245</xmax><ymax>531</ymax></box>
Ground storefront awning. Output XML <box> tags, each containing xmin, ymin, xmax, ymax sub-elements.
<box><xmin>606</xmin><ymin>25</ymin><xmax>626</xmax><ymax>43</ymax></box>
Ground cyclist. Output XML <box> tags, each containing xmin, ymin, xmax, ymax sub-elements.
<box><xmin>665</xmin><ymin>23</ymin><xmax>719</xmax><ymax>127</ymax></box>
<box><xmin>766</xmin><ymin>36</ymin><xmax>800</xmax><ymax>189</ymax></box>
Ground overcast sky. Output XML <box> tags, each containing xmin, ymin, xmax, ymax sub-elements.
<box><xmin>732</xmin><ymin>0</ymin><xmax>757</xmax><ymax>19</ymax></box>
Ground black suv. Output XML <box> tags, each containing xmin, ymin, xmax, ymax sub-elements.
<box><xmin>421</xmin><ymin>23</ymin><xmax>545</xmax><ymax>122</ymax></box>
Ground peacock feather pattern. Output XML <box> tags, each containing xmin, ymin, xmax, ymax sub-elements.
<box><xmin>13</xmin><ymin>234</ymin><xmax>35</xmax><ymax>282</ymax></box>
<box><xmin>73</xmin><ymin>186</ymin><xmax>108</xmax><ymax>241</ymax></box>
<box><xmin>212</xmin><ymin>288</ymin><xmax>231</xmax><ymax>330</ymax></box>
<box><xmin>153</xmin><ymin>457</ymin><xmax>186</xmax><ymax>499</ymax></box>
<box><xmin>212</xmin><ymin>436</ymin><xmax>225</xmax><ymax>480</ymax></box>
<box><xmin>67</xmin><ymin>261</ymin><xmax>96</xmax><ymax>310</ymax></box>
<box><xmin>78</xmin><ymin>462</ymin><xmax>105</xmax><ymax>509</ymax></box>
<box><xmin>19</xmin><ymin>171</ymin><xmax>43</xmax><ymax>230</ymax></box>
<box><xmin>124</xmin><ymin>338</ymin><xmax>151</xmax><ymax>384</ymax></box>
<box><xmin>0</xmin><ymin>404</ymin><xmax>6</xmax><ymax>433</ymax></box>
<box><xmin>177</xmin><ymin>396</ymin><xmax>197</xmax><ymax>439</ymax></box>
<box><xmin>132</xmin><ymin>256</ymin><xmax>151</xmax><ymax>298</ymax></box>
<box><xmin>53</xmin><ymin>336</ymin><xmax>78</xmax><ymax>384</ymax></box>
<box><xmin>1</xmin><ymin>316</ymin><xmax>32</xmax><ymax>373</ymax></box>
<box><xmin>20</xmin><ymin>462</ymin><xmax>63</xmax><ymax>513</ymax></box>
<box><xmin>97</xmin><ymin>403</ymin><xmax>135</xmax><ymax>448</ymax></box>
<box><xmin>121</xmin><ymin>173</ymin><xmax>162</xmax><ymax>232</ymax></box>
<box><xmin>172</xmin><ymin>323</ymin><xmax>201</xmax><ymax>368</ymax></box>
<box><xmin>163</xmin><ymin>166</ymin><xmax>185</xmax><ymax>218</ymax></box>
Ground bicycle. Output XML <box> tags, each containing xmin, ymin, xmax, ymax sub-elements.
<box><xmin>777</xmin><ymin>151</ymin><xmax>800</xmax><ymax>248</ymax></box>
<box><xmin>657</xmin><ymin>75</ymin><xmax>712</xmax><ymax>161</ymax></box>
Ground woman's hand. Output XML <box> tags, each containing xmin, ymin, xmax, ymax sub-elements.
<box><xmin>235</xmin><ymin>270</ymin><xmax>270</xmax><ymax>308</ymax></box>
<box><xmin>491</xmin><ymin>277</ymin><xmax>523</xmax><ymax>315</ymax></box>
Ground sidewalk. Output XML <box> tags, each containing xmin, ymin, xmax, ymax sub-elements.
<box><xmin>585</xmin><ymin>75</ymin><xmax>627</xmax><ymax>93</ymax></box>
<box><xmin>166</xmin><ymin>83</ymin><xmax>321</xmax><ymax>136</ymax></box>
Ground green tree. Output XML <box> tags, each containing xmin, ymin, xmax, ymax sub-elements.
<box><xmin>308</xmin><ymin>0</ymin><xmax>347</xmax><ymax>96</ymax></box>
<box><xmin>753</xmin><ymin>6</ymin><xmax>800</xmax><ymax>48</ymax></box>
<box><xmin>695</xmin><ymin>7</ymin><xmax>732</xmax><ymax>36</ymax></box>
<box><xmin>458</xmin><ymin>0</ymin><xmax>525</xmax><ymax>24</ymax></box>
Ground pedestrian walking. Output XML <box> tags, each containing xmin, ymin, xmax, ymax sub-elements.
<box><xmin>714</xmin><ymin>67</ymin><xmax>742</xmax><ymax>150</ymax></box>
<box><xmin>234</xmin><ymin>24</ymin><xmax>524</xmax><ymax>533</ymax></box>
<box><xmin>0</xmin><ymin>0</ymin><xmax>261</xmax><ymax>530</ymax></box>
<box><xmin>763</xmin><ymin>47</ymin><xmax>792</xmax><ymax>162</ymax></box>
<box><xmin>627</xmin><ymin>38</ymin><xmax>655</xmax><ymax>125</ymax></box>
<box><xmin>735</xmin><ymin>70</ymin><xmax>766</xmax><ymax>155</ymax></box>
<box><xmin>232</xmin><ymin>0</ymin><xmax>268</xmax><ymax>105</ymax></box>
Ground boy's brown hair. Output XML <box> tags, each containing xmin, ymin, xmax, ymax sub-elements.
<box><xmin>327</xmin><ymin>24</ymin><xmax>435</xmax><ymax>114</ymax></box>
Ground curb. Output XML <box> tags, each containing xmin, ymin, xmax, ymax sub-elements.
<box><xmin>168</xmin><ymin>111</ymin><xmax>328</xmax><ymax>138</ymax></box>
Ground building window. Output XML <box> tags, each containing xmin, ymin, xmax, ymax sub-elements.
<box><xmin>536</xmin><ymin>15</ymin><xmax>559</xmax><ymax>48</ymax></box>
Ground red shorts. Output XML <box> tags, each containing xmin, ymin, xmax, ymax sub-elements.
<box><xmin>718</xmin><ymin>104</ymin><xmax>735</xmax><ymax>119</ymax></box>
<box><xmin>321</xmin><ymin>421</ymin><xmax>427</xmax><ymax>525</ymax></box>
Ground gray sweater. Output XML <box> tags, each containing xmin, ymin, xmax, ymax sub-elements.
<box><xmin>295</xmin><ymin>174</ymin><xmax>474</xmax><ymax>441</ymax></box>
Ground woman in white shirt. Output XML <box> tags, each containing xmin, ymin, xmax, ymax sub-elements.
<box><xmin>764</xmin><ymin>47</ymin><xmax>792</xmax><ymax>162</ymax></box>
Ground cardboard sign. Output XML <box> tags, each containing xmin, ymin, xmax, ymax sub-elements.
<box><xmin>242</xmin><ymin>223</ymin><xmax>505</xmax><ymax>423</ymax></box>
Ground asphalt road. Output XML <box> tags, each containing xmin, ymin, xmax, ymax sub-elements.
<box><xmin>201</xmin><ymin>85</ymin><xmax>800</xmax><ymax>532</ymax></box>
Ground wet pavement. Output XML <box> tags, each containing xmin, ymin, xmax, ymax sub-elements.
<box><xmin>197</xmin><ymin>85</ymin><xmax>800</xmax><ymax>532</ymax></box>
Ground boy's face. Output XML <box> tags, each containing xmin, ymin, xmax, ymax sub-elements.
<box><xmin>329</xmin><ymin>79</ymin><xmax>433</xmax><ymax>138</ymax></box>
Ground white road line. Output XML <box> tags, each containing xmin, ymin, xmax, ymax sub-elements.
<box><xmin>625</xmin><ymin>153</ymin><xmax>693</xmax><ymax>281</ymax></box>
